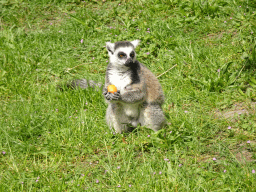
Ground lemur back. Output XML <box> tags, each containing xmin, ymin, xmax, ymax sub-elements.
<box><xmin>103</xmin><ymin>40</ymin><xmax>166</xmax><ymax>133</ymax></box>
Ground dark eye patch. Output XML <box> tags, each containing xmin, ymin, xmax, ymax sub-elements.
<box><xmin>130</xmin><ymin>51</ymin><xmax>135</xmax><ymax>58</ymax></box>
<box><xmin>118</xmin><ymin>52</ymin><xmax>126</xmax><ymax>59</ymax></box>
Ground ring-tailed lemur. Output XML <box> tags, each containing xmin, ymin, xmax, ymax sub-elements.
<box><xmin>67</xmin><ymin>40</ymin><xmax>166</xmax><ymax>133</ymax></box>
<box><xmin>102</xmin><ymin>40</ymin><xmax>166</xmax><ymax>133</ymax></box>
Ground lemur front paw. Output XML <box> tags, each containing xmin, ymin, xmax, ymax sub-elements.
<box><xmin>125</xmin><ymin>85</ymin><xmax>140</xmax><ymax>92</ymax></box>
<box><xmin>103</xmin><ymin>88</ymin><xmax>121</xmax><ymax>101</ymax></box>
<box><xmin>124</xmin><ymin>85</ymin><xmax>133</xmax><ymax>90</ymax></box>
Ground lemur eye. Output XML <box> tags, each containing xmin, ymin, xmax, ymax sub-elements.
<box><xmin>130</xmin><ymin>51</ymin><xmax>135</xmax><ymax>58</ymax></box>
<box><xmin>118</xmin><ymin>52</ymin><xmax>126</xmax><ymax>58</ymax></box>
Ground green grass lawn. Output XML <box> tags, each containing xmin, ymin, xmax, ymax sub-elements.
<box><xmin>0</xmin><ymin>0</ymin><xmax>256</xmax><ymax>191</ymax></box>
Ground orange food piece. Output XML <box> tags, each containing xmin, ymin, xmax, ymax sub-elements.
<box><xmin>107</xmin><ymin>85</ymin><xmax>117</xmax><ymax>93</ymax></box>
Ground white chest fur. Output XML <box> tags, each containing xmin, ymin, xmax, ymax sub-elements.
<box><xmin>108</xmin><ymin>68</ymin><xmax>132</xmax><ymax>94</ymax></box>
<box><xmin>108</xmin><ymin>68</ymin><xmax>140</xmax><ymax>120</ymax></box>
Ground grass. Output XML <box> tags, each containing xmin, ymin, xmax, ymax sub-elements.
<box><xmin>0</xmin><ymin>0</ymin><xmax>256</xmax><ymax>191</ymax></box>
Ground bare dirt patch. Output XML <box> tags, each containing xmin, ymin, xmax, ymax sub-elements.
<box><xmin>214</xmin><ymin>101</ymin><xmax>256</xmax><ymax>121</ymax></box>
<box><xmin>211</xmin><ymin>101</ymin><xmax>256</xmax><ymax>164</ymax></box>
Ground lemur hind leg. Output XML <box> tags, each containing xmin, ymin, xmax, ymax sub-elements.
<box><xmin>106</xmin><ymin>103</ymin><xmax>131</xmax><ymax>133</ymax></box>
<box><xmin>139</xmin><ymin>103</ymin><xmax>166</xmax><ymax>131</ymax></box>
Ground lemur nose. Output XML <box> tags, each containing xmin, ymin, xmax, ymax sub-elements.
<box><xmin>124</xmin><ymin>58</ymin><xmax>133</xmax><ymax>66</ymax></box>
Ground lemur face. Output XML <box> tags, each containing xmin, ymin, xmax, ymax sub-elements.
<box><xmin>106</xmin><ymin>40</ymin><xmax>140</xmax><ymax>67</ymax></box>
<box><xmin>115</xmin><ymin>46</ymin><xmax>135</xmax><ymax>66</ymax></box>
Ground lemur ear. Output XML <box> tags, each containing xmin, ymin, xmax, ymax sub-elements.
<box><xmin>131</xmin><ymin>39</ymin><xmax>140</xmax><ymax>48</ymax></box>
<box><xmin>106</xmin><ymin>42</ymin><xmax>115</xmax><ymax>55</ymax></box>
